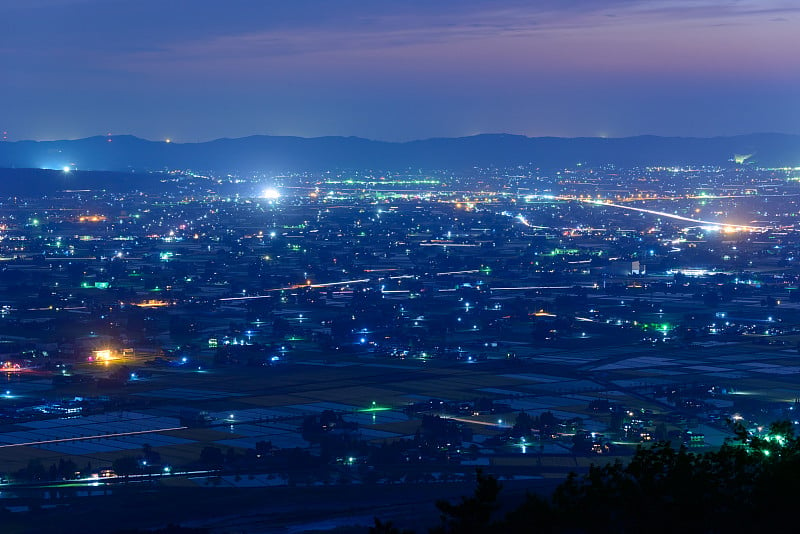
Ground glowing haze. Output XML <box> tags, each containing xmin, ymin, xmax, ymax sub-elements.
<box><xmin>2</xmin><ymin>0</ymin><xmax>799</xmax><ymax>142</ymax></box>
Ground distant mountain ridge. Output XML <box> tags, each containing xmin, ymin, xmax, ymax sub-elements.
<box><xmin>1</xmin><ymin>133</ymin><xmax>798</xmax><ymax>172</ymax></box>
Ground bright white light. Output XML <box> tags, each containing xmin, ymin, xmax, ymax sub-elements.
<box><xmin>262</xmin><ymin>188</ymin><xmax>280</xmax><ymax>200</ymax></box>
<box><xmin>62</xmin><ymin>166</ymin><xmax>71</xmax><ymax>172</ymax></box>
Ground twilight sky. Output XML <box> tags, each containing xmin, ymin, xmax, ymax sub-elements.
<box><xmin>2</xmin><ymin>0</ymin><xmax>799</xmax><ymax>141</ymax></box>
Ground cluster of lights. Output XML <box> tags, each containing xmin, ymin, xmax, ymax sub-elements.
<box><xmin>261</xmin><ymin>188</ymin><xmax>280</xmax><ymax>200</ymax></box>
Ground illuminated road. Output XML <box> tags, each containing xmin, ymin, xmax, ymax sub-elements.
<box><xmin>579</xmin><ymin>199</ymin><xmax>767</xmax><ymax>231</ymax></box>
<box><xmin>445</xmin><ymin>415</ymin><xmax>511</xmax><ymax>428</ymax></box>
<box><xmin>218</xmin><ymin>279</ymin><xmax>372</xmax><ymax>300</ymax></box>
<box><xmin>492</xmin><ymin>285</ymin><xmax>595</xmax><ymax>291</ymax></box>
<box><xmin>218</xmin><ymin>270</ymin><xmax>486</xmax><ymax>302</ymax></box>
<box><xmin>0</xmin><ymin>426</ymin><xmax>188</xmax><ymax>449</ymax></box>
<box><xmin>515</xmin><ymin>194</ymin><xmax>769</xmax><ymax>231</ymax></box>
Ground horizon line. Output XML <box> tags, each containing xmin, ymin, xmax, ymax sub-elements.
<box><xmin>4</xmin><ymin>131</ymin><xmax>799</xmax><ymax>145</ymax></box>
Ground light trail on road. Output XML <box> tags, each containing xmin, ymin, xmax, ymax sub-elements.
<box><xmin>0</xmin><ymin>426</ymin><xmax>188</xmax><ymax>449</ymax></box>
<box><xmin>515</xmin><ymin>194</ymin><xmax>769</xmax><ymax>231</ymax></box>
<box><xmin>580</xmin><ymin>199</ymin><xmax>767</xmax><ymax>231</ymax></box>
<box><xmin>445</xmin><ymin>416</ymin><xmax>511</xmax><ymax>428</ymax></box>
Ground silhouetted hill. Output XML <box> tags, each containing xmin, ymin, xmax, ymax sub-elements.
<box><xmin>0</xmin><ymin>133</ymin><xmax>798</xmax><ymax>173</ymax></box>
<box><xmin>0</xmin><ymin>168</ymin><xmax>164</xmax><ymax>196</ymax></box>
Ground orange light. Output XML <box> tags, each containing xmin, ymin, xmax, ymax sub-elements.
<box><xmin>132</xmin><ymin>299</ymin><xmax>170</xmax><ymax>308</ymax></box>
<box><xmin>78</xmin><ymin>215</ymin><xmax>107</xmax><ymax>223</ymax></box>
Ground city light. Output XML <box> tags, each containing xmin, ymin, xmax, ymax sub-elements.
<box><xmin>93</xmin><ymin>349</ymin><xmax>113</xmax><ymax>363</ymax></box>
<box><xmin>1</xmin><ymin>132</ymin><xmax>800</xmax><ymax>520</ymax></box>
<box><xmin>262</xmin><ymin>188</ymin><xmax>281</xmax><ymax>200</ymax></box>
<box><xmin>6</xmin><ymin>1</ymin><xmax>800</xmax><ymax>528</ymax></box>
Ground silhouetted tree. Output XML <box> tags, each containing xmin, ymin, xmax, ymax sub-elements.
<box><xmin>112</xmin><ymin>456</ymin><xmax>140</xmax><ymax>478</ymax></box>
<box><xmin>432</xmin><ymin>469</ymin><xmax>503</xmax><ymax>534</ymax></box>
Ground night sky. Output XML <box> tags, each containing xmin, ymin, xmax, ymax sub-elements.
<box><xmin>3</xmin><ymin>0</ymin><xmax>799</xmax><ymax>142</ymax></box>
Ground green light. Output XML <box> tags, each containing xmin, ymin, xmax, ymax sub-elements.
<box><xmin>768</xmin><ymin>434</ymin><xmax>786</xmax><ymax>446</ymax></box>
<box><xmin>544</xmin><ymin>248</ymin><xmax>580</xmax><ymax>256</ymax></box>
<box><xmin>641</xmin><ymin>322</ymin><xmax>672</xmax><ymax>332</ymax></box>
<box><xmin>359</xmin><ymin>405</ymin><xmax>391</xmax><ymax>413</ymax></box>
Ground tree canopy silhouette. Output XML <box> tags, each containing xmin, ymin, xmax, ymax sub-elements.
<box><xmin>374</xmin><ymin>421</ymin><xmax>800</xmax><ymax>533</ymax></box>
